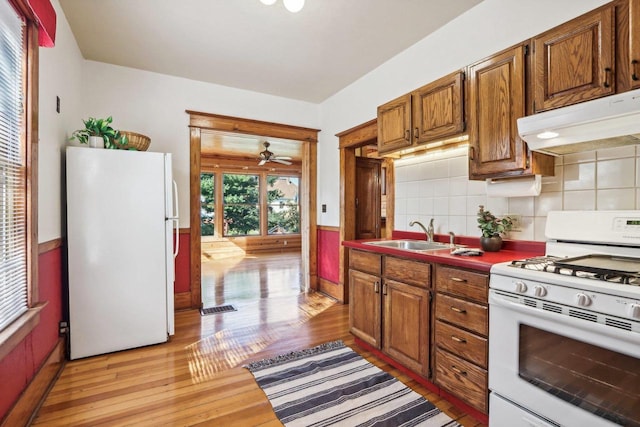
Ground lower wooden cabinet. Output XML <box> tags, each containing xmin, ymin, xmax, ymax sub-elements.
<box><xmin>348</xmin><ymin>249</ymin><xmax>431</xmax><ymax>377</ymax></box>
<box><xmin>383</xmin><ymin>279</ymin><xmax>430</xmax><ymax>376</ymax></box>
<box><xmin>349</xmin><ymin>268</ymin><xmax>382</xmax><ymax>348</ymax></box>
<box><xmin>434</xmin><ymin>264</ymin><xmax>490</xmax><ymax>414</ymax></box>
<box><xmin>348</xmin><ymin>249</ymin><xmax>492</xmax><ymax>414</ymax></box>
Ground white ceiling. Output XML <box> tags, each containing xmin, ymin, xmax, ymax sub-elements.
<box><xmin>59</xmin><ymin>0</ymin><xmax>482</xmax><ymax>103</ymax></box>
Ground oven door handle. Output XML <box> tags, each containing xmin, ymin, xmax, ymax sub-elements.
<box><xmin>489</xmin><ymin>290</ymin><xmax>639</xmax><ymax>348</ymax></box>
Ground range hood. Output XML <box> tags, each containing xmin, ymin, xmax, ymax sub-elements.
<box><xmin>517</xmin><ymin>88</ymin><xmax>640</xmax><ymax>156</ymax></box>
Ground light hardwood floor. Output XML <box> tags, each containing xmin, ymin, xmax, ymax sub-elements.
<box><xmin>32</xmin><ymin>252</ymin><xmax>485</xmax><ymax>426</ymax></box>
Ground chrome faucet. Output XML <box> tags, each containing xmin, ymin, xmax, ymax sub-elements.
<box><xmin>448</xmin><ymin>231</ymin><xmax>456</xmax><ymax>246</ymax></box>
<box><xmin>409</xmin><ymin>218</ymin><xmax>434</xmax><ymax>242</ymax></box>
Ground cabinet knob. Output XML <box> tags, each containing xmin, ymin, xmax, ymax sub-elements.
<box><xmin>450</xmin><ymin>306</ymin><xmax>466</xmax><ymax>314</ymax></box>
<box><xmin>451</xmin><ymin>335</ymin><xmax>467</xmax><ymax>344</ymax></box>
<box><xmin>414</xmin><ymin>127</ymin><xmax>419</xmax><ymax>139</ymax></box>
<box><xmin>451</xmin><ymin>365</ymin><xmax>467</xmax><ymax>376</ymax></box>
<box><xmin>632</xmin><ymin>60</ymin><xmax>639</xmax><ymax>81</ymax></box>
<box><xmin>469</xmin><ymin>146</ymin><xmax>475</xmax><ymax>161</ymax></box>
<box><xmin>374</xmin><ymin>281</ymin><xmax>380</xmax><ymax>293</ymax></box>
<box><xmin>404</xmin><ymin>129</ymin><xmax>410</xmax><ymax>141</ymax></box>
<box><xmin>450</xmin><ymin>277</ymin><xmax>467</xmax><ymax>283</ymax></box>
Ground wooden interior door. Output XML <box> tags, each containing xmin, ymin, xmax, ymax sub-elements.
<box><xmin>355</xmin><ymin>157</ymin><xmax>382</xmax><ymax>240</ymax></box>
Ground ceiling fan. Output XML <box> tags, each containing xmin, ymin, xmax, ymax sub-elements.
<box><xmin>258</xmin><ymin>142</ymin><xmax>292</xmax><ymax>165</ymax></box>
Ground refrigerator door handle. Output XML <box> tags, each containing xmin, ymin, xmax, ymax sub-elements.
<box><xmin>172</xmin><ymin>180</ymin><xmax>179</xmax><ymax>258</ymax></box>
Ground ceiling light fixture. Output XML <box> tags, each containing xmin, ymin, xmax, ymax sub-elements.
<box><xmin>260</xmin><ymin>0</ymin><xmax>305</xmax><ymax>13</ymax></box>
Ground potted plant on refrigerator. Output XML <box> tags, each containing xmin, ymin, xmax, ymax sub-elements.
<box><xmin>477</xmin><ymin>205</ymin><xmax>513</xmax><ymax>251</ymax></box>
<box><xmin>70</xmin><ymin>116</ymin><xmax>128</xmax><ymax>149</ymax></box>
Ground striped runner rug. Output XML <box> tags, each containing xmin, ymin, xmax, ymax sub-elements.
<box><xmin>246</xmin><ymin>340</ymin><xmax>461</xmax><ymax>427</ymax></box>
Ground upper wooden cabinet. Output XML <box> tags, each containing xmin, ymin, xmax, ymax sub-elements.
<box><xmin>377</xmin><ymin>71</ymin><xmax>465</xmax><ymax>155</ymax></box>
<box><xmin>468</xmin><ymin>45</ymin><xmax>526</xmax><ymax>178</ymax></box>
<box><xmin>377</xmin><ymin>94</ymin><xmax>412</xmax><ymax>153</ymax></box>
<box><xmin>619</xmin><ymin>0</ymin><xmax>640</xmax><ymax>91</ymax></box>
<box><xmin>412</xmin><ymin>72</ymin><xmax>465</xmax><ymax>144</ymax></box>
<box><xmin>467</xmin><ymin>45</ymin><xmax>553</xmax><ymax>180</ymax></box>
<box><xmin>532</xmin><ymin>5</ymin><xmax>616</xmax><ymax>113</ymax></box>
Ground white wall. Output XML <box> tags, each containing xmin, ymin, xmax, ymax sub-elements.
<box><xmin>317</xmin><ymin>0</ymin><xmax>611</xmax><ymax>227</ymax></box>
<box><xmin>38</xmin><ymin>0</ymin><xmax>84</xmax><ymax>243</ymax></box>
<box><xmin>79</xmin><ymin>62</ymin><xmax>320</xmax><ymax>228</ymax></box>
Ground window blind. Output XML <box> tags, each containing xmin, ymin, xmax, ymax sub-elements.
<box><xmin>0</xmin><ymin>0</ymin><xmax>27</xmax><ymax>332</ymax></box>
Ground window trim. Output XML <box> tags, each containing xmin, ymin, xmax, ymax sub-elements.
<box><xmin>0</xmin><ymin>1</ymin><xmax>40</xmax><ymax>361</ymax></box>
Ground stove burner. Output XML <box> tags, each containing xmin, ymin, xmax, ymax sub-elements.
<box><xmin>508</xmin><ymin>256</ymin><xmax>640</xmax><ymax>286</ymax></box>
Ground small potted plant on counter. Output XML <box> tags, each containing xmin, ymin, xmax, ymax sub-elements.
<box><xmin>477</xmin><ymin>205</ymin><xmax>513</xmax><ymax>252</ymax></box>
<box><xmin>70</xmin><ymin>116</ymin><xmax>128</xmax><ymax>149</ymax></box>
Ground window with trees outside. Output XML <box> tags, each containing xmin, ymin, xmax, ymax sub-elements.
<box><xmin>223</xmin><ymin>173</ymin><xmax>260</xmax><ymax>236</ymax></box>
<box><xmin>200</xmin><ymin>172</ymin><xmax>300</xmax><ymax>237</ymax></box>
<box><xmin>267</xmin><ymin>176</ymin><xmax>299</xmax><ymax>235</ymax></box>
<box><xmin>200</xmin><ymin>173</ymin><xmax>215</xmax><ymax>236</ymax></box>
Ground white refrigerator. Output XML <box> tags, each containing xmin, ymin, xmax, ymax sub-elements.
<box><xmin>66</xmin><ymin>146</ymin><xmax>178</xmax><ymax>360</ymax></box>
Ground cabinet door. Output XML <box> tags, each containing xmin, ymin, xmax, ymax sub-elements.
<box><xmin>468</xmin><ymin>45</ymin><xmax>527</xmax><ymax>178</ymax></box>
<box><xmin>631</xmin><ymin>0</ymin><xmax>640</xmax><ymax>89</ymax></box>
<box><xmin>382</xmin><ymin>279</ymin><xmax>430</xmax><ymax>376</ymax></box>
<box><xmin>413</xmin><ymin>71</ymin><xmax>465</xmax><ymax>144</ymax></box>
<box><xmin>532</xmin><ymin>6</ymin><xmax>615</xmax><ymax>112</ymax></box>
<box><xmin>349</xmin><ymin>269</ymin><xmax>381</xmax><ymax>348</ymax></box>
<box><xmin>377</xmin><ymin>93</ymin><xmax>412</xmax><ymax>154</ymax></box>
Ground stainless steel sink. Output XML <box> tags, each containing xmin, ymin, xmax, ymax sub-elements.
<box><xmin>363</xmin><ymin>239</ymin><xmax>459</xmax><ymax>252</ymax></box>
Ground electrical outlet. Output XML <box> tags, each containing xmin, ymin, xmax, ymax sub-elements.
<box><xmin>59</xmin><ymin>320</ymin><xmax>68</xmax><ymax>336</ymax></box>
<box><xmin>506</xmin><ymin>214</ymin><xmax>522</xmax><ymax>232</ymax></box>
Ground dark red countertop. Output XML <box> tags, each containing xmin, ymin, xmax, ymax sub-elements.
<box><xmin>342</xmin><ymin>231</ymin><xmax>545</xmax><ymax>273</ymax></box>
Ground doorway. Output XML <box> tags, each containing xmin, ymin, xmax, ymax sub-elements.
<box><xmin>186</xmin><ymin>111</ymin><xmax>319</xmax><ymax>310</ymax></box>
<box><xmin>355</xmin><ymin>157</ymin><xmax>382</xmax><ymax>240</ymax></box>
<box><xmin>337</xmin><ymin>119</ymin><xmax>394</xmax><ymax>302</ymax></box>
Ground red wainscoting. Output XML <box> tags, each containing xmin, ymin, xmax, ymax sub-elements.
<box><xmin>317</xmin><ymin>227</ymin><xmax>340</xmax><ymax>285</ymax></box>
<box><xmin>174</xmin><ymin>232</ymin><xmax>191</xmax><ymax>294</ymax></box>
<box><xmin>0</xmin><ymin>243</ymin><xmax>63</xmax><ymax>421</ymax></box>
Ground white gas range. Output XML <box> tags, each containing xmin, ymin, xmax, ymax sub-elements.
<box><xmin>488</xmin><ymin>211</ymin><xmax>640</xmax><ymax>427</ymax></box>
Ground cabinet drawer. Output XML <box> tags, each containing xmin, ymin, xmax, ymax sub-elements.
<box><xmin>435</xmin><ymin>265</ymin><xmax>488</xmax><ymax>302</ymax></box>
<box><xmin>435</xmin><ymin>293</ymin><xmax>488</xmax><ymax>336</ymax></box>
<box><xmin>349</xmin><ymin>250</ymin><xmax>382</xmax><ymax>276</ymax></box>
<box><xmin>384</xmin><ymin>256</ymin><xmax>430</xmax><ymax>288</ymax></box>
<box><xmin>435</xmin><ymin>320</ymin><xmax>487</xmax><ymax>369</ymax></box>
<box><xmin>435</xmin><ymin>348</ymin><xmax>488</xmax><ymax>414</ymax></box>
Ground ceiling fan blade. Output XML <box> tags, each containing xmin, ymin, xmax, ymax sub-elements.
<box><xmin>258</xmin><ymin>159</ymin><xmax>267</xmax><ymax>166</ymax></box>
<box><xmin>274</xmin><ymin>156</ymin><xmax>292</xmax><ymax>160</ymax></box>
<box><xmin>272</xmin><ymin>158</ymin><xmax>292</xmax><ymax>165</ymax></box>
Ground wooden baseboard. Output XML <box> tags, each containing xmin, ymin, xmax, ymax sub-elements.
<box><xmin>2</xmin><ymin>338</ymin><xmax>66</xmax><ymax>427</ymax></box>
<box><xmin>175</xmin><ymin>292</ymin><xmax>192</xmax><ymax>310</ymax></box>
<box><xmin>318</xmin><ymin>278</ymin><xmax>344</xmax><ymax>303</ymax></box>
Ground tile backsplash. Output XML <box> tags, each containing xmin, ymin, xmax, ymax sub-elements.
<box><xmin>393</xmin><ymin>144</ymin><xmax>640</xmax><ymax>241</ymax></box>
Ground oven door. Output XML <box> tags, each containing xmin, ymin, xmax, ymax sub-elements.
<box><xmin>489</xmin><ymin>290</ymin><xmax>640</xmax><ymax>427</ymax></box>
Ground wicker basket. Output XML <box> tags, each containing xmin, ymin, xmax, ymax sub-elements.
<box><xmin>119</xmin><ymin>131</ymin><xmax>150</xmax><ymax>151</ymax></box>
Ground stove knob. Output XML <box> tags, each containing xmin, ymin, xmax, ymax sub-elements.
<box><xmin>515</xmin><ymin>281</ymin><xmax>528</xmax><ymax>293</ymax></box>
<box><xmin>628</xmin><ymin>303</ymin><xmax>640</xmax><ymax>319</ymax></box>
<box><xmin>533</xmin><ymin>285</ymin><xmax>547</xmax><ymax>297</ymax></box>
<box><xmin>575</xmin><ymin>293</ymin><xmax>592</xmax><ymax>307</ymax></box>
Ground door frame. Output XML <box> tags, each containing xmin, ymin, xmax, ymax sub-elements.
<box><xmin>337</xmin><ymin>119</ymin><xmax>394</xmax><ymax>302</ymax></box>
<box><xmin>187</xmin><ymin>111</ymin><xmax>319</xmax><ymax>309</ymax></box>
